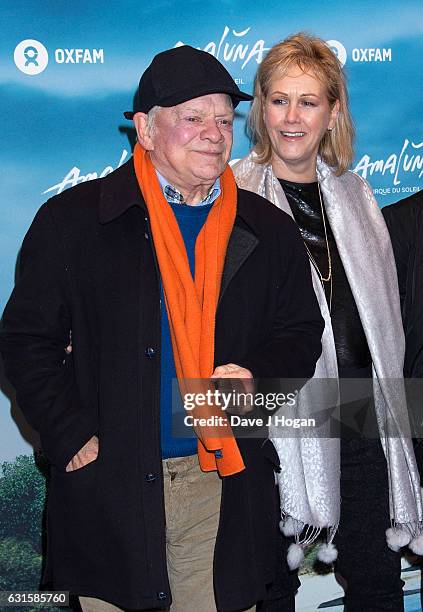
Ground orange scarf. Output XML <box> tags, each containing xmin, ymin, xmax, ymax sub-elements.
<box><xmin>133</xmin><ymin>144</ymin><xmax>245</xmax><ymax>477</ymax></box>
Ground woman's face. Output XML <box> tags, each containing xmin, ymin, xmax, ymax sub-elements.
<box><xmin>263</xmin><ymin>66</ymin><xmax>339</xmax><ymax>181</ymax></box>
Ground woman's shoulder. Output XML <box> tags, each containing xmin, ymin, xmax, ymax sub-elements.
<box><xmin>324</xmin><ymin>164</ymin><xmax>371</xmax><ymax>194</ymax></box>
<box><xmin>231</xmin><ymin>151</ymin><xmax>266</xmax><ymax>190</ymax></box>
<box><xmin>231</xmin><ymin>150</ymin><xmax>257</xmax><ymax>173</ymax></box>
<box><xmin>321</xmin><ymin>163</ymin><xmax>377</xmax><ymax>211</ymax></box>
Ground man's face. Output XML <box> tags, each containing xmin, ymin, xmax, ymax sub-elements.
<box><xmin>136</xmin><ymin>93</ymin><xmax>234</xmax><ymax>198</ymax></box>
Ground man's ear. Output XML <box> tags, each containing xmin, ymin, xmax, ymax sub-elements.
<box><xmin>133</xmin><ymin>112</ymin><xmax>154</xmax><ymax>150</ymax></box>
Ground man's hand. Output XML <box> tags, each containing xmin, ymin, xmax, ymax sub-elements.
<box><xmin>66</xmin><ymin>435</ymin><xmax>99</xmax><ymax>472</ymax></box>
<box><xmin>211</xmin><ymin>363</ymin><xmax>254</xmax><ymax>415</ymax></box>
<box><xmin>212</xmin><ymin>363</ymin><xmax>253</xmax><ymax>383</ymax></box>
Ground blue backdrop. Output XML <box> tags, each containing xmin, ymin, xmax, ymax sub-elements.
<box><xmin>1</xmin><ymin>1</ymin><xmax>423</xmax><ymax>608</ymax></box>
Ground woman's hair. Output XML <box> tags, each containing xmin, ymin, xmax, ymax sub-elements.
<box><xmin>248</xmin><ymin>32</ymin><xmax>354</xmax><ymax>175</ymax></box>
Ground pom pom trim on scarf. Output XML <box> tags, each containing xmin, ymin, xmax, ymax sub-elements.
<box><xmin>279</xmin><ymin>517</ymin><xmax>303</xmax><ymax>537</ymax></box>
<box><xmin>386</xmin><ymin>527</ymin><xmax>411</xmax><ymax>552</ymax></box>
<box><xmin>287</xmin><ymin>543</ymin><xmax>304</xmax><ymax>570</ymax></box>
<box><xmin>316</xmin><ymin>542</ymin><xmax>338</xmax><ymax>564</ymax></box>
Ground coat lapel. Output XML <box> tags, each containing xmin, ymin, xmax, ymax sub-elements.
<box><xmin>219</xmin><ymin>225</ymin><xmax>258</xmax><ymax>304</ymax></box>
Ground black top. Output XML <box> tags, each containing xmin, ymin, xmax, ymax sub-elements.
<box><xmin>279</xmin><ymin>178</ymin><xmax>372</xmax><ymax>374</ymax></box>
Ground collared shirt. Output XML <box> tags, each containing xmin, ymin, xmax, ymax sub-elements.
<box><xmin>156</xmin><ymin>170</ymin><xmax>220</xmax><ymax>207</ymax></box>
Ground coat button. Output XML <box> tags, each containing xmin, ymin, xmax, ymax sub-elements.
<box><xmin>157</xmin><ymin>592</ymin><xmax>167</xmax><ymax>601</ymax></box>
<box><xmin>145</xmin><ymin>347</ymin><xmax>156</xmax><ymax>358</ymax></box>
<box><xmin>144</xmin><ymin>232</ymin><xmax>149</xmax><ymax>240</ymax></box>
<box><xmin>145</xmin><ymin>473</ymin><xmax>156</xmax><ymax>483</ymax></box>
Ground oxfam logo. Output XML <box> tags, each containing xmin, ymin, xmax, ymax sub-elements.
<box><xmin>326</xmin><ymin>39</ymin><xmax>347</xmax><ymax>66</ymax></box>
<box><xmin>14</xmin><ymin>39</ymin><xmax>49</xmax><ymax>75</ymax></box>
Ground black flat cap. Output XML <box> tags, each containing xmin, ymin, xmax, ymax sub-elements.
<box><xmin>124</xmin><ymin>45</ymin><xmax>252</xmax><ymax>119</ymax></box>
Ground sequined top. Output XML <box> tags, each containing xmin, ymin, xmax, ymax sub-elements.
<box><xmin>279</xmin><ymin>178</ymin><xmax>371</xmax><ymax>374</ymax></box>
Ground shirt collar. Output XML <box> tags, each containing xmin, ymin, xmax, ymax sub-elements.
<box><xmin>156</xmin><ymin>170</ymin><xmax>220</xmax><ymax>207</ymax></box>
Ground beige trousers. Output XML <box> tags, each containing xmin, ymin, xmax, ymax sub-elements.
<box><xmin>79</xmin><ymin>455</ymin><xmax>254</xmax><ymax>612</ymax></box>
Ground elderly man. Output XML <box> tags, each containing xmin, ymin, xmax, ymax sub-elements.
<box><xmin>0</xmin><ymin>46</ymin><xmax>323</xmax><ymax>611</ymax></box>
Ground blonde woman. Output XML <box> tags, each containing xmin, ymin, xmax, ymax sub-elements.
<box><xmin>234</xmin><ymin>33</ymin><xmax>423</xmax><ymax>611</ymax></box>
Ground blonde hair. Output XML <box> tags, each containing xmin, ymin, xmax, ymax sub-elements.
<box><xmin>248</xmin><ymin>32</ymin><xmax>354</xmax><ymax>176</ymax></box>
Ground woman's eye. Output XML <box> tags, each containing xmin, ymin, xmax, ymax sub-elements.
<box><xmin>301</xmin><ymin>100</ymin><xmax>316</xmax><ymax>107</ymax></box>
<box><xmin>185</xmin><ymin>116</ymin><xmax>202</xmax><ymax>123</ymax></box>
<box><xmin>272</xmin><ymin>98</ymin><xmax>288</xmax><ymax>105</ymax></box>
<box><xmin>218</xmin><ymin>119</ymin><xmax>233</xmax><ymax>126</ymax></box>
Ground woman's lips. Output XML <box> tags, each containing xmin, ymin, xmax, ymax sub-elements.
<box><xmin>280</xmin><ymin>131</ymin><xmax>306</xmax><ymax>140</ymax></box>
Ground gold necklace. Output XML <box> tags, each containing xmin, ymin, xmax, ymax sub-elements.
<box><xmin>303</xmin><ymin>183</ymin><xmax>333</xmax><ymax>313</ymax></box>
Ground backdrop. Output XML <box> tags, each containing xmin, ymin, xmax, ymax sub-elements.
<box><xmin>1</xmin><ymin>1</ymin><xmax>422</xmax><ymax>609</ymax></box>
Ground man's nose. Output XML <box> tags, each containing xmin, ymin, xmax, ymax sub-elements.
<box><xmin>201</xmin><ymin>120</ymin><xmax>224</xmax><ymax>143</ymax></box>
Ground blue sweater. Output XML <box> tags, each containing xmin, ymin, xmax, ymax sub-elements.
<box><xmin>160</xmin><ymin>202</ymin><xmax>212</xmax><ymax>458</ymax></box>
